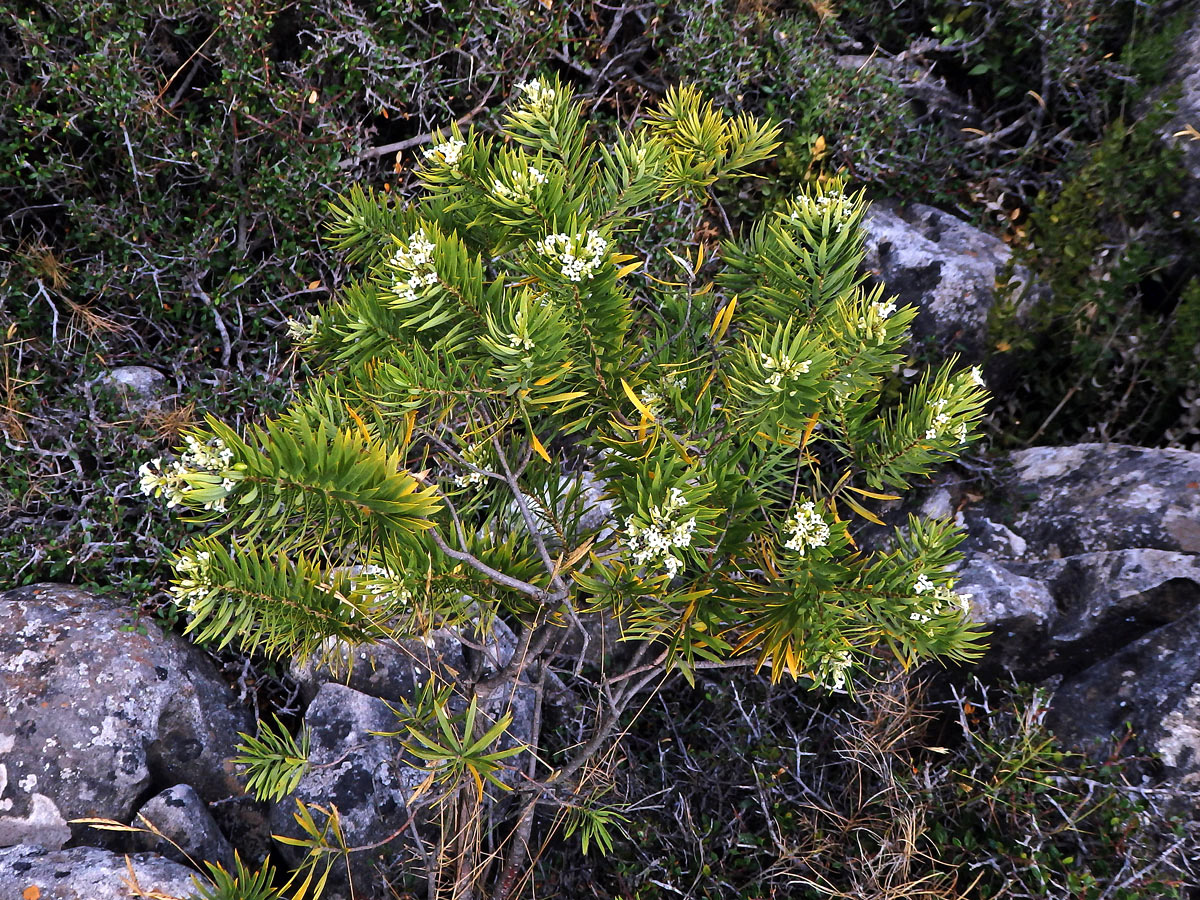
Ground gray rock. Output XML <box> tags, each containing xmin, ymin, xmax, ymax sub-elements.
<box><xmin>1048</xmin><ymin>604</ymin><xmax>1200</xmax><ymax>786</ymax></box>
<box><xmin>963</xmin><ymin>549</ymin><xmax>1200</xmax><ymax>680</ymax></box>
<box><xmin>957</xmin><ymin>555</ymin><xmax>1056</xmax><ymax>676</ymax></box>
<box><xmin>95</xmin><ymin>366</ymin><xmax>170</xmax><ymax>413</ymax></box>
<box><xmin>994</xmin><ymin>444</ymin><xmax>1200</xmax><ymax>558</ymax></box>
<box><xmin>132</xmin><ymin>784</ymin><xmax>235</xmax><ymax>871</ymax></box>
<box><xmin>861</xmin><ymin>200</ymin><xmax>1032</xmax><ymax>359</ymax></box>
<box><xmin>291</xmin><ymin>628</ymin><xmax>469</xmax><ymax>705</ymax></box>
<box><xmin>0</xmin><ymin>844</ymin><xmax>200</xmax><ymax>900</ymax></box>
<box><xmin>269</xmin><ymin>684</ymin><xmax>425</xmax><ymax>900</ymax></box>
<box><xmin>0</xmin><ymin>584</ymin><xmax>250</xmax><ymax>849</ymax></box>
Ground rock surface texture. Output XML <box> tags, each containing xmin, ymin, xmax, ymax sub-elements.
<box><xmin>0</xmin><ymin>844</ymin><xmax>199</xmax><ymax>900</ymax></box>
<box><xmin>270</xmin><ymin>683</ymin><xmax>426</xmax><ymax>900</ymax></box>
<box><xmin>0</xmin><ymin>584</ymin><xmax>250</xmax><ymax>849</ymax></box>
<box><xmin>95</xmin><ymin>365</ymin><xmax>170</xmax><ymax>414</ymax></box>
<box><xmin>132</xmin><ymin>783</ymin><xmax>236</xmax><ymax>870</ymax></box>
<box><xmin>935</xmin><ymin>444</ymin><xmax>1200</xmax><ymax>805</ymax></box>
<box><xmin>861</xmin><ymin>199</ymin><xmax>1031</xmax><ymax>359</ymax></box>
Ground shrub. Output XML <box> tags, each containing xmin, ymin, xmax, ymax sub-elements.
<box><xmin>136</xmin><ymin>80</ymin><xmax>989</xmax><ymax>895</ymax></box>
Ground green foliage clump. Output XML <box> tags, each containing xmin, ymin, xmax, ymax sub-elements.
<box><xmin>139</xmin><ymin>80</ymin><xmax>989</xmax><ymax>895</ymax></box>
<box><xmin>988</xmin><ymin>106</ymin><xmax>1200</xmax><ymax>446</ymax></box>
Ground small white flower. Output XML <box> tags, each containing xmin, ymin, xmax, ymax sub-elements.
<box><xmin>508</xmin><ymin>332</ymin><xmax>535</xmax><ymax>351</ymax></box>
<box><xmin>286</xmin><ymin>315</ymin><xmax>319</xmax><ymax>342</ymax></box>
<box><xmin>625</xmin><ymin>488</ymin><xmax>696</xmax><ymax>579</ymax></box>
<box><xmin>535</xmin><ymin>230</ymin><xmax>609</xmax><ymax>282</ymax></box>
<box><xmin>761</xmin><ymin>353</ymin><xmax>813</xmax><ymax>390</ymax></box>
<box><xmin>969</xmin><ymin>366</ymin><xmax>985</xmax><ymax>388</ymax></box>
<box><xmin>782</xmin><ymin>501</ymin><xmax>830</xmax><ymax>555</ymax></box>
<box><xmin>914</xmin><ymin>574</ymin><xmax>934</xmax><ymax>594</ymax></box>
<box><xmin>814</xmin><ymin>648</ymin><xmax>853</xmax><ymax>691</ymax></box>
<box><xmin>515</xmin><ymin>78</ymin><xmax>557</xmax><ymax>111</ymax></box>
<box><xmin>423</xmin><ymin>137</ymin><xmax>466</xmax><ymax>167</ymax></box>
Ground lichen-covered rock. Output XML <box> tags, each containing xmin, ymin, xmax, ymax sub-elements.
<box><xmin>861</xmin><ymin>200</ymin><xmax>1032</xmax><ymax>359</ymax></box>
<box><xmin>132</xmin><ymin>784</ymin><xmax>235</xmax><ymax>871</ymax></box>
<box><xmin>269</xmin><ymin>684</ymin><xmax>425</xmax><ymax>900</ymax></box>
<box><xmin>0</xmin><ymin>584</ymin><xmax>250</xmax><ymax>849</ymax></box>
<box><xmin>957</xmin><ymin>555</ymin><xmax>1056</xmax><ymax>676</ymax></box>
<box><xmin>990</xmin><ymin>444</ymin><xmax>1200</xmax><ymax>558</ymax></box>
<box><xmin>0</xmin><ymin>844</ymin><xmax>200</xmax><ymax>900</ymax></box>
<box><xmin>1048</xmin><ymin>605</ymin><xmax>1200</xmax><ymax>789</ymax></box>
<box><xmin>962</xmin><ymin>550</ymin><xmax>1200</xmax><ymax>680</ymax></box>
<box><xmin>95</xmin><ymin>366</ymin><xmax>170</xmax><ymax>413</ymax></box>
<box><xmin>291</xmin><ymin>628</ymin><xmax>470</xmax><ymax>705</ymax></box>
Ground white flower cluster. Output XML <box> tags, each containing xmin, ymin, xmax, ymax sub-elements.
<box><xmin>139</xmin><ymin>436</ymin><xmax>237</xmax><ymax>511</ymax></box>
<box><xmin>285</xmin><ymin>315</ymin><xmax>320</xmax><ymax>343</ymax></box>
<box><xmin>390</xmin><ymin>229</ymin><xmax>439</xmax><ymax>305</ymax></box>
<box><xmin>924</xmin><ymin>397</ymin><xmax>968</xmax><ymax>443</ymax></box>
<box><xmin>422</xmin><ymin>137</ymin><xmax>466</xmax><ymax>167</ymax></box>
<box><xmin>968</xmin><ymin>366</ymin><xmax>985</xmax><ymax>388</ymax></box>
<box><xmin>812</xmin><ymin>647</ymin><xmax>853</xmax><ymax>692</ymax></box>
<box><xmin>625</xmin><ymin>487</ymin><xmax>697</xmax><ymax>580</ymax></box>
<box><xmin>790</xmin><ymin>192</ymin><xmax>855</xmax><ymax>233</ymax></box>
<box><xmin>351</xmin><ymin>564</ymin><xmax>413</xmax><ymax>609</ymax></box>
<box><xmin>535</xmin><ymin>230</ymin><xmax>608</xmax><ymax>282</ymax></box>
<box><xmin>452</xmin><ymin>444</ymin><xmax>488</xmax><ymax>489</ymax></box>
<box><xmin>492</xmin><ymin>165</ymin><xmax>548</xmax><ymax>204</ymax></box>
<box><xmin>761</xmin><ymin>352</ymin><xmax>812</xmax><ymax>390</ymax></box>
<box><xmin>508</xmin><ymin>331</ymin><xmax>535</xmax><ymax>351</ymax></box>
<box><xmin>910</xmin><ymin>573</ymin><xmax>973</xmax><ymax>623</ymax></box>
<box><xmin>514</xmin><ymin>78</ymin><xmax>557</xmax><ymax>112</ymax></box>
<box><xmin>856</xmin><ymin>298</ymin><xmax>898</xmax><ymax>342</ymax></box>
<box><xmin>171</xmin><ymin>548</ymin><xmax>213</xmax><ymax>606</ymax></box>
<box><xmin>782</xmin><ymin>501</ymin><xmax>831</xmax><ymax>555</ymax></box>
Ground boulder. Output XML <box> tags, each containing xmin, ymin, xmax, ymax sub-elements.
<box><xmin>0</xmin><ymin>844</ymin><xmax>199</xmax><ymax>900</ymax></box>
<box><xmin>0</xmin><ymin>584</ymin><xmax>250</xmax><ymax>849</ymax></box>
<box><xmin>861</xmin><ymin>199</ymin><xmax>1032</xmax><ymax>359</ymax></box>
<box><xmin>962</xmin><ymin>549</ymin><xmax>1200</xmax><ymax>680</ymax></box>
<box><xmin>95</xmin><ymin>366</ymin><xmax>170</xmax><ymax>414</ymax></box>
<box><xmin>269</xmin><ymin>684</ymin><xmax>425</xmax><ymax>900</ymax></box>
<box><xmin>1047</xmin><ymin>604</ymin><xmax>1200</xmax><ymax>788</ymax></box>
<box><xmin>131</xmin><ymin>784</ymin><xmax>235</xmax><ymax>871</ymax></box>
<box><xmin>984</xmin><ymin>444</ymin><xmax>1200</xmax><ymax>558</ymax></box>
<box><xmin>291</xmin><ymin>628</ymin><xmax>470</xmax><ymax>706</ymax></box>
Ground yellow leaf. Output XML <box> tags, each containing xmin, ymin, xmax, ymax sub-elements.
<box><xmin>307</xmin><ymin>279</ymin><xmax>321</xmax><ymax>290</ymax></box>
<box><xmin>621</xmin><ymin>378</ymin><xmax>656</xmax><ymax>421</ymax></box>
<box><xmin>709</xmin><ymin>296</ymin><xmax>737</xmax><ymax>342</ymax></box>
<box><xmin>616</xmin><ymin>259</ymin><xmax>643</xmax><ymax>278</ymax></box>
<box><xmin>695</xmin><ymin>243</ymin><xmax>706</xmax><ymax>269</ymax></box>
<box><xmin>846</xmin><ymin>485</ymin><xmax>901</xmax><ymax>501</ymax></box>
<box><xmin>307</xmin><ymin>89</ymin><xmax>318</xmax><ymax>104</ymax></box>
<box><xmin>813</xmin><ymin>134</ymin><xmax>826</xmax><ymax>156</ymax></box>
<box><xmin>530</xmin><ymin>431</ymin><xmax>552</xmax><ymax>463</ymax></box>
<box><xmin>531</xmin><ymin>390</ymin><xmax>589</xmax><ymax>404</ymax></box>
<box><xmin>841</xmin><ymin>493</ymin><xmax>885</xmax><ymax>526</ymax></box>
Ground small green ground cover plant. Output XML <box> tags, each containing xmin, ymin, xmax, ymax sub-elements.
<box><xmin>136</xmin><ymin>80</ymin><xmax>990</xmax><ymax>897</ymax></box>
